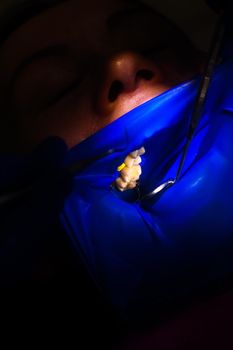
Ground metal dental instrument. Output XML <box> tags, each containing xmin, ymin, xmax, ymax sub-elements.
<box><xmin>0</xmin><ymin>17</ymin><xmax>225</xmax><ymax>206</ymax></box>
<box><xmin>142</xmin><ymin>15</ymin><xmax>225</xmax><ymax>201</ymax></box>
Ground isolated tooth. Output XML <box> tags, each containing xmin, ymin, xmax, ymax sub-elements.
<box><xmin>137</xmin><ymin>165</ymin><xmax>142</xmax><ymax>176</ymax></box>
<box><xmin>115</xmin><ymin>177</ymin><xmax>128</xmax><ymax>191</ymax></box>
<box><xmin>115</xmin><ymin>147</ymin><xmax>145</xmax><ymax>192</ymax></box>
<box><xmin>127</xmin><ymin>181</ymin><xmax>137</xmax><ymax>189</ymax></box>
<box><xmin>121</xmin><ymin>174</ymin><xmax>130</xmax><ymax>183</ymax></box>
<box><xmin>134</xmin><ymin>156</ymin><xmax>142</xmax><ymax>165</ymax></box>
<box><xmin>130</xmin><ymin>147</ymin><xmax>145</xmax><ymax>158</ymax></box>
<box><xmin>123</xmin><ymin>151</ymin><xmax>143</xmax><ymax>168</ymax></box>
<box><xmin>124</xmin><ymin>165</ymin><xmax>141</xmax><ymax>182</ymax></box>
<box><xmin>124</xmin><ymin>155</ymin><xmax>135</xmax><ymax>168</ymax></box>
<box><xmin>121</xmin><ymin>167</ymin><xmax>131</xmax><ymax>181</ymax></box>
<box><xmin>130</xmin><ymin>150</ymin><xmax>139</xmax><ymax>159</ymax></box>
<box><xmin>138</xmin><ymin>147</ymin><xmax>145</xmax><ymax>156</ymax></box>
<box><xmin>129</xmin><ymin>165</ymin><xmax>141</xmax><ymax>181</ymax></box>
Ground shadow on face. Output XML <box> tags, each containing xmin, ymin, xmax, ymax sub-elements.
<box><xmin>0</xmin><ymin>0</ymin><xmax>204</xmax><ymax>153</ymax></box>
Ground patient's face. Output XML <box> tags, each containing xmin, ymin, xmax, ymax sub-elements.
<box><xmin>0</xmin><ymin>0</ymin><xmax>201</xmax><ymax>152</ymax></box>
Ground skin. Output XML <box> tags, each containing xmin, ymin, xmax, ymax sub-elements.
<box><xmin>0</xmin><ymin>0</ymin><xmax>204</xmax><ymax>153</ymax></box>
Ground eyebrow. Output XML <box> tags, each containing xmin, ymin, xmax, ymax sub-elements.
<box><xmin>8</xmin><ymin>44</ymin><xmax>69</xmax><ymax>89</ymax></box>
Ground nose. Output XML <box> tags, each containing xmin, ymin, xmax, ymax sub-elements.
<box><xmin>95</xmin><ymin>51</ymin><xmax>165</xmax><ymax>120</ymax></box>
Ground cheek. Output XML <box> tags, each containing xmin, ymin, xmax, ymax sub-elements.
<box><xmin>18</xmin><ymin>91</ymin><xmax>111</xmax><ymax>150</ymax></box>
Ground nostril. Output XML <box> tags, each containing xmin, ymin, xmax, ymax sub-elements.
<box><xmin>136</xmin><ymin>69</ymin><xmax>154</xmax><ymax>80</ymax></box>
<box><xmin>107</xmin><ymin>70</ymin><xmax>154</xmax><ymax>103</ymax></box>
<box><xmin>108</xmin><ymin>80</ymin><xmax>124</xmax><ymax>102</ymax></box>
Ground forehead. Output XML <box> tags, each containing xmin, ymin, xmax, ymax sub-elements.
<box><xmin>1</xmin><ymin>0</ymin><xmax>136</xmax><ymax>42</ymax></box>
<box><xmin>1</xmin><ymin>0</ymin><xmax>116</xmax><ymax>47</ymax></box>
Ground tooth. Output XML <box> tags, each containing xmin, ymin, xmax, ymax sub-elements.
<box><xmin>115</xmin><ymin>177</ymin><xmax>128</xmax><ymax>191</ymax></box>
<box><xmin>137</xmin><ymin>165</ymin><xmax>142</xmax><ymax>176</ymax></box>
<box><xmin>138</xmin><ymin>147</ymin><xmax>145</xmax><ymax>156</ymax></box>
<box><xmin>127</xmin><ymin>181</ymin><xmax>137</xmax><ymax>189</ymax></box>
<box><xmin>136</xmin><ymin>147</ymin><xmax>145</xmax><ymax>156</ymax></box>
<box><xmin>130</xmin><ymin>150</ymin><xmax>139</xmax><ymax>159</ymax></box>
<box><xmin>124</xmin><ymin>165</ymin><xmax>141</xmax><ymax>181</ymax></box>
<box><xmin>130</xmin><ymin>147</ymin><xmax>145</xmax><ymax>159</ymax></box>
<box><xmin>115</xmin><ymin>147</ymin><xmax>144</xmax><ymax>191</ymax></box>
<box><xmin>134</xmin><ymin>156</ymin><xmax>142</xmax><ymax>165</ymax></box>
<box><xmin>124</xmin><ymin>155</ymin><xmax>135</xmax><ymax>168</ymax></box>
<box><xmin>121</xmin><ymin>174</ymin><xmax>130</xmax><ymax>183</ymax></box>
<box><xmin>121</xmin><ymin>167</ymin><xmax>131</xmax><ymax>181</ymax></box>
<box><xmin>133</xmin><ymin>165</ymin><xmax>142</xmax><ymax>177</ymax></box>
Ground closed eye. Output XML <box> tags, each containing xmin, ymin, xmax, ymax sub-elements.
<box><xmin>46</xmin><ymin>77</ymin><xmax>82</xmax><ymax>108</ymax></box>
<box><xmin>9</xmin><ymin>45</ymin><xmax>70</xmax><ymax>89</ymax></box>
<box><xmin>10</xmin><ymin>53</ymin><xmax>82</xmax><ymax>115</ymax></box>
